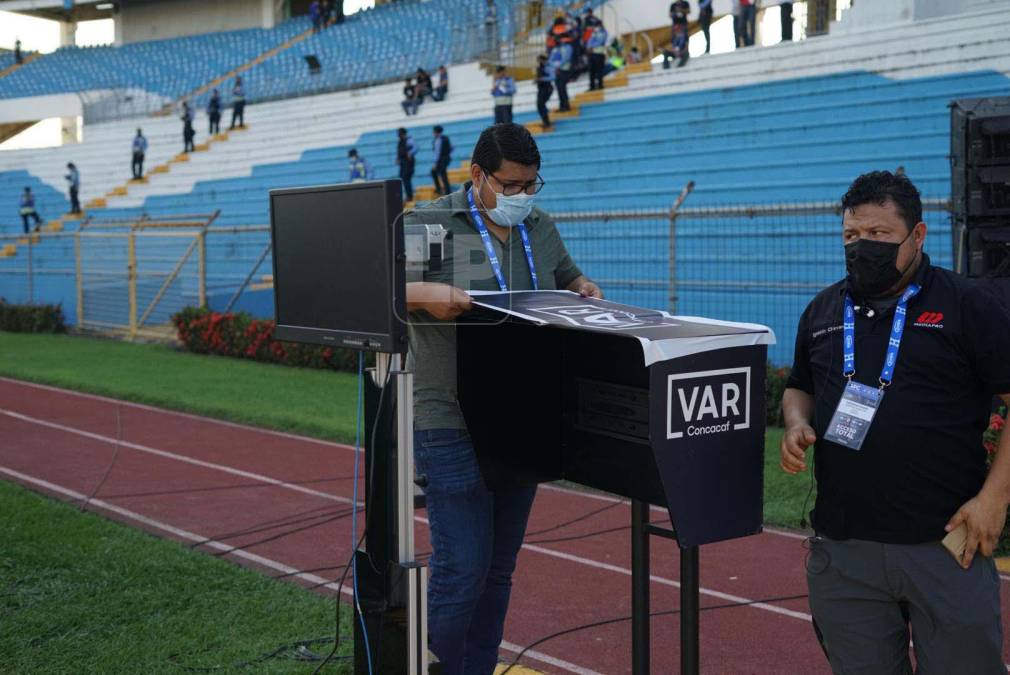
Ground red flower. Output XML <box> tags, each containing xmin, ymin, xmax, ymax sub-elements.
<box><xmin>990</xmin><ymin>414</ymin><xmax>1005</xmax><ymax>432</ymax></box>
<box><xmin>984</xmin><ymin>440</ymin><xmax>998</xmax><ymax>454</ymax></box>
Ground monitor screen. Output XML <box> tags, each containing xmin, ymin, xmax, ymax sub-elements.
<box><xmin>269</xmin><ymin>180</ymin><xmax>405</xmax><ymax>353</ymax></box>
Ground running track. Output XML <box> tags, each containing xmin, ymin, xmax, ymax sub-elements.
<box><xmin>3</xmin><ymin>377</ymin><xmax>1010</xmax><ymax>674</ymax></box>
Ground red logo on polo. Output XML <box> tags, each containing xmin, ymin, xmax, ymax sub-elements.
<box><xmin>915</xmin><ymin>311</ymin><xmax>944</xmax><ymax>326</ymax></box>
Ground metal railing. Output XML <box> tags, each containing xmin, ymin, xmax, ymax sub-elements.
<box><xmin>0</xmin><ymin>194</ymin><xmax>954</xmax><ymax>360</ymax></box>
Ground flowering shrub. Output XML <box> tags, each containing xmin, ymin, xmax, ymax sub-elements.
<box><xmin>984</xmin><ymin>406</ymin><xmax>1006</xmax><ymax>456</ymax></box>
<box><xmin>766</xmin><ymin>363</ymin><xmax>791</xmax><ymax>427</ymax></box>
<box><xmin>171</xmin><ymin>306</ymin><xmax>360</xmax><ymax>372</ymax></box>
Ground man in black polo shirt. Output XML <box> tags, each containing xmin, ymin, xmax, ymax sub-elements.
<box><xmin>781</xmin><ymin>170</ymin><xmax>1010</xmax><ymax>673</ymax></box>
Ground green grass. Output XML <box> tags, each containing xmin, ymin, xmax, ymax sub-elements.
<box><xmin>0</xmin><ymin>479</ymin><xmax>353</xmax><ymax>674</ymax></box>
<box><xmin>762</xmin><ymin>427</ymin><xmax>816</xmax><ymax>529</ymax></box>
<box><xmin>0</xmin><ymin>331</ymin><xmax>360</xmax><ymax>443</ymax></box>
<box><xmin>1</xmin><ymin>330</ymin><xmax>813</xmax><ymax>529</ymax></box>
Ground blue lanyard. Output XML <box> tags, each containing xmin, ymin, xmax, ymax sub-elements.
<box><xmin>843</xmin><ymin>283</ymin><xmax>920</xmax><ymax>387</ymax></box>
<box><xmin>466</xmin><ymin>188</ymin><xmax>538</xmax><ymax>292</ymax></box>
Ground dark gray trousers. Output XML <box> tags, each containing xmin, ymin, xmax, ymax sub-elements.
<box><xmin>807</xmin><ymin>536</ymin><xmax>1005</xmax><ymax>674</ymax></box>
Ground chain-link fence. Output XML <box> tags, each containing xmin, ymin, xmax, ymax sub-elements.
<box><xmin>555</xmin><ymin>197</ymin><xmax>952</xmax><ymax>365</ymax></box>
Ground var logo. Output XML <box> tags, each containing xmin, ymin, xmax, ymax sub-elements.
<box><xmin>666</xmin><ymin>367</ymin><xmax>751</xmax><ymax>439</ymax></box>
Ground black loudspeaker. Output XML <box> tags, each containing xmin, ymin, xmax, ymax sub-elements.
<box><xmin>304</xmin><ymin>54</ymin><xmax>321</xmax><ymax>75</ymax></box>
<box><xmin>950</xmin><ymin>97</ymin><xmax>1010</xmax><ymax>277</ymax></box>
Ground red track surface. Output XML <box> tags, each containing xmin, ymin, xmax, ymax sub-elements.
<box><xmin>3</xmin><ymin>376</ymin><xmax>1010</xmax><ymax>674</ymax></box>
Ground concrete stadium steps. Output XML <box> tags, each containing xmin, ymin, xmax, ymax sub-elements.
<box><xmin>613</xmin><ymin>1</ymin><xmax>1010</xmax><ymax>104</ymax></box>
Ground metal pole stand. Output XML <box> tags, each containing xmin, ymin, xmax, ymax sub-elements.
<box><xmin>629</xmin><ymin>499</ymin><xmax>700</xmax><ymax>675</ymax></box>
<box><xmin>353</xmin><ymin>354</ymin><xmax>428</xmax><ymax>674</ymax></box>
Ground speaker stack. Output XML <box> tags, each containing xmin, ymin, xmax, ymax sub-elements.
<box><xmin>950</xmin><ymin>97</ymin><xmax>1010</xmax><ymax>278</ymax></box>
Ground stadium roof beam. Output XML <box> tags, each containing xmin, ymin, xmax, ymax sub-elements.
<box><xmin>0</xmin><ymin>0</ymin><xmax>116</xmax><ymax>22</ymax></box>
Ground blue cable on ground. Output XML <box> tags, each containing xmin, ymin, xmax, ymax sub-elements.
<box><xmin>352</xmin><ymin>351</ymin><xmax>374</xmax><ymax>674</ymax></box>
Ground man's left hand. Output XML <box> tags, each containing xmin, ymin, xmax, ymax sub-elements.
<box><xmin>571</xmin><ymin>279</ymin><xmax>603</xmax><ymax>299</ymax></box>
<box><xmin>945</xmin><ymin>490</ymin><xmax>1009</xmax><ymax>569</ymax></box>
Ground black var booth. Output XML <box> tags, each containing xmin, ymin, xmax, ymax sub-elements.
<box><xmin>457</xmin><ymin>291</ymin><xmax>775</xmax><ymax>672</ymax></box>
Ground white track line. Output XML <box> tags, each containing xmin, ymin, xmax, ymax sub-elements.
<box><xmin>0</xmin><ymin>408</ymin><xmax>362</xmax><ymax>507</ymax></box>
<box><xmin>0</xmin><ymin>376</ymin><xmax>358</xmax><ymax>451</ymax></box>
<box><xmin>3</xmin><ymin>405</ymin><xmax>814</xmax><ymax>625</ymax></box>
<box><xmin>0</xmin><ymin>466</ymin><xmax>594</xmax><ymax>675</ymax></box>
<box><xmin>1</xmin><ymin>378</ymin><xmax>811</xmax><ymax>542</ymax></box>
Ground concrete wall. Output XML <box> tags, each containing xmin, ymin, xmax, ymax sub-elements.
<box><xmin>0</xmin><ymin>93</ymin><xmax>81</xmax><ymax>124</ymax></box>
<box><xmin>118</xmin><ymin>0</ymin><xmax>278</xmax><ymax>43</ymax></box>
<box><xmin>834</xmin><ymin>0</ymin><xmax>1009</xmax><ymax>33</ymax></box>
<box><xmin>600</xmin><ymin>0</ymin><xmax>738</xmax><ymax>36</ymax></box>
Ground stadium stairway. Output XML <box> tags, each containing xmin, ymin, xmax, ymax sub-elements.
<box><xmin>0</xmin><ymin>52</ymin><xmax>39</xmax><ymax>80</ymax></box>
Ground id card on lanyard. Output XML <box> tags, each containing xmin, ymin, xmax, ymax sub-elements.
<box><xmin>467</xmin><ymin>188</ymin><xmax>538</xmax><ymax>292</ymax></box>
<box><xmin>823</xmin><ymin>283</ymin><xmax>920</xmax><ymax>450</ymax></box>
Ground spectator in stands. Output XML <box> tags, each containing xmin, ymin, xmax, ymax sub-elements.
<box><xmin>628</xmin><ymin>45</ymin><xmax>643</xmax><ymax>64</ymax></box>
<box><xmin>347</xmin><ymin>149</ymin><xmax>372</xmax><ymax>183</ymax></box>
<box><xmin>396</xmin><ymin>127</ymin><xmax>418</xmax><ymax>202</ymax></box>
<box><xmin>14</xmin><ymin>38</ymin><xmax>22</xmax><ymax>65</ymax></box>
<box><xmin>230</xmin><ymin>77</ymin><xmax>246</xmax><ymax>129</ymax></box>
<box><xmin>535</xmin><ymin>53</ymin><xmax>554</xmax><ymax>130</ymax></box>
<box><xmin>65</xmin><ymin>163</ymin><xmax>81</xmax><ymax>215</ymax></box>
<box><xmin>310</xmin><ymin>0</ymin><xmax>323</xmax><ymax>33</ymax></box>
<box><xmin>132</xmin><ymin>128</ymin><xmax>147</xmax><ymax>180</ymax></box>
<box><xmin>781</xmin><ymin>1</ymin><xmax>794</xmax><ymax>41</ymax></box>
<box><xmin>582</xmin><ymin>8</ymin><xmax>608</xmax><ymax>91</ymax></box>
<box><xmin>549</xmin><ymin>35</ymin><xmax>574</xmax><ymax>113</ymax></box>
<box><xmin>741</xmin><ymin>0</ymin><xmax>756</xmax><ymax>46</ymax></box>
<box><xmin>432</xmin><ymin>65</ymin><xmax>449</xmax><ymax>102</ymax></box>
<box><xmin>19</xmin><ymin>187</ymin><xmax>42</xmax><ymax>234</ymax></box>
<box><xmin>402</xmin><ymin>79</ymin><xmax>421</xmax><ymax>116</ymax></box>
<box><xmin>699</xmin><ymin>0</ymin><xmax>714</xmax><ymax>53</ymax></box>
<box><xmin>415</xmin><ymin>68</ymin><xmax>433</xmax><ymax>102</ymax></box>
<box><xmin>664</xmin><ymin>1</ymin><xmax>691</xmax><ymax>70</ymax></box>
<box><xmin>334</xmin><ymin>0</ymin><xmax>345</xmax><ymax>24</ymax></box>
<box><xmin>321</xmin><ymin>0</ymin><xmax>332</xmax><ymax>26</ymax></box>
<box><xmin>181</xmin><ymin>102</ymin><xmax>196</xmax><ymax>153</ymax></box>
<box><xmin>602</xmin><ymin>43</ymin><xmax>625</xmax><ymax>78</ymax></box>
<box><xmin>732</xmin><ymin>0</ymin><xmax>744</xmax><ymax>48</ymax></box>
<box><xmin>208</xmin><ymin>89</ymin><xmax>222</xmax><ymax>136</ymax></box>
<box><xmin>484</xmin><ymin>0</ymin><xmax>498</xmax><ymax>44</ymax></box>
<box><xmin>404</xmin><ymin>122</ymin><xmax>602</xmax><ymax>674</ymax></box>
<box><xmin>491</xmin><ymin>66</ymin><xmax>516</xmax><ymax>124</ymax></box>
<box><xmin>430</xmin><ymin>125</ymin><xmax>453</xmax><ymax>196</ymax></box>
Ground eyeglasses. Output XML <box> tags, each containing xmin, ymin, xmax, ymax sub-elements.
<box><xmin>484</xmin><ymin>170</ymin><xmax>546</xmax><ymax>196</ymax></box>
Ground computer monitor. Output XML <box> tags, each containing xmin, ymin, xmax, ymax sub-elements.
<box><xmin>269</xmin><ymin>180</ymin><xmax>406</xmax><ymax>353</ymax></box>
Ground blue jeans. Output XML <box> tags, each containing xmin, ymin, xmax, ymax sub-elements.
<box><xmin>414</xmin><ymin>428</ymin><xmax>537</xmax><ymax>675</ymax></box>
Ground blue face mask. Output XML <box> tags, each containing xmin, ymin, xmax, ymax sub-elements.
<box><xmin>481</xmin><ymin>173</ymin><xmax>536</xmax><ymax>227</ymax></box>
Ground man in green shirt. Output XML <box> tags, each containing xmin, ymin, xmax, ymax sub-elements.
<box><xmin>405</xmin><ymin>123</ymin><xmax>601</xmax><ymax>673</ymax></box>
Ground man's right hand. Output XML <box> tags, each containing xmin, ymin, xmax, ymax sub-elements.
<box><xmin>406</xmin><ymin>282</ymin><xmax>473</xmax><ymax>321</ymax></box>
<box><xmin>780</xmin><ymin>424</ymin><xmax>816</xmax><ymax>474</ymax></box>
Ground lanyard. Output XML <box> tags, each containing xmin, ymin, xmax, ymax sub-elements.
<box><xmin>466</xmin><ymin>188</ymin><xmax>538</xmax><ymax>292</ymax></box>
<box><xmin>843</xmin><ymin>283</ymin><xmax>920</xmax><ymax>387</ymax></box>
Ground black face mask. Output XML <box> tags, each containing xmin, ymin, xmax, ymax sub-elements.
<box><xmin>844</xmin><ymin>230</ymin><xmax>916</xmax><ymax>298</ymax></box>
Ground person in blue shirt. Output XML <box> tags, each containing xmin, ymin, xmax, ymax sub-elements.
<box><xmin>208</xmin><ymin>89</ymin><xmax>222</xmax><ymax>135</ymax></box>
<box><xmin>19</xmin><ymin>187</ymin><xmax>42</xmax><ymax>234</ymax></box>
<box><xmin>491</xmin><ymin>66</ymin><xmax>516</xmax><ymax>124</ymax></box>
<box><xmin>548</xmin><ymin>38</ymin><xmax>574</xmax><ymax>112</ymax></box>
<box><xmin>181</xmin><ymin>102</ymin><xmax>195</xmax><ymax>153</ymax></box>
<box><xmin>430</xmin><ymin>125</ymin><xmax>453</xmax><ymax>196</ymax></box>
<box><xmin>396</xmin><ymin>127</ymin><xmax>418</xmax><ymax>202</ymax></box>
<box><xmin>229</xmin><ymin>76</ymin><xmax>246</xmax><ymax>129</ymax></box>
<box><xmin>310</xmin><ymin>0</ymin><xmax>322</xmax><ymax>32</ymax></box>
<box><xmin>347</xmin><ymin>149</ymin><xmax>373</xmax><ymax>183</ymax></box>
<box><xmin>65</xmin><ymin>163</ymin><xmax>81</xmax><ymax>215</ymax></box>
<box><xmin>582</xmin><ymin>9</ymin><xmax>608</xmax><ymax>91</ymax></box>
<box><xmin>132</xmin><ymin>128</ymin><xmax>147</xmax><ymax>180</ymax></box>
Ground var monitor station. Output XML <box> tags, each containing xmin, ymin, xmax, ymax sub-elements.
<box><xmin>269</xmin><ymin>180</ymin><xmax>407</xmax><ymax>353</ymax></box>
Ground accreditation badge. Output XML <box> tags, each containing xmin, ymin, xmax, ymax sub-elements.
<box><xmin>823</xmin><ymin>381</ymin><xmax>883</xmax><ymax>451</ymax></box>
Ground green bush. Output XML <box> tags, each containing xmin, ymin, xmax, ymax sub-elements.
<box><xmin>765</xmin><ymin>363</ymin><xmax>791</xmax><ymax>427</ymax></box>
<box><xmin>171</xmin><ymin>306</ymin><xmax>363</xmax><ymax>372</ymax></box>
<box><xmin>0</xmin><ymin>299</ymin><xmax>66</xmax><ymax>333</ymax></box>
